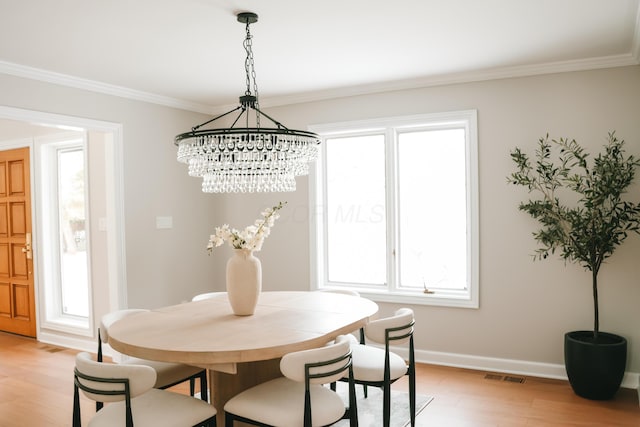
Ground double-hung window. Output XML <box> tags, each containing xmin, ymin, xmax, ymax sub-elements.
<box><xmin>310</xmin><ymin>110</ymin><xmax>478</xmax><ymax>308</ymax></box>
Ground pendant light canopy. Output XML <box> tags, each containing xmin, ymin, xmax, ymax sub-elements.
<box><xmin>175</xmin><ymin>12</ymin><xmax>320</xmax><ymax>193</ymax></box>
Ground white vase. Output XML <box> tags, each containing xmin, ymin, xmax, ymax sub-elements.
<box><xmin>226</xmin><ymin>248</ymin><xmax>262</xmax><ymax>316</ymax></box>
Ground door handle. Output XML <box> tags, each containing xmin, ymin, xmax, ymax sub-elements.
<box><xmin>22</xmin><ymin>232</ymin><xmax>32</xmax><ymax>259</ymax></box>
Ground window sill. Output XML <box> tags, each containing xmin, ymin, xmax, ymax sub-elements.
<box><xmin>40</xmin><ymin>316</ymin><xmax>92</xmax><ymax>337</ymax></box>
<box><xmin>321</xmin><ymin>287</ymin><xmax>478</xmax><ymax>309</ymax></box>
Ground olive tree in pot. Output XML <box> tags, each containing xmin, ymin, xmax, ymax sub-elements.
<box><xmin>508</xmin><ymin>132</ymin><xmax>640</xmax><ymax>400</ymax></box>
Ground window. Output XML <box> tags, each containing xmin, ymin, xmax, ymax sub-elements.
<box><xmin>57</xmin><ymin>147</ymin><xmax>89</xmax><ymax>317</ymax></box>
<box><xmin>39</xmin><ymin>135</ymin><xmax>93</xmax><ymax>331</ymax></box>
<box><xmin>310</xmin><ymin>110</ymin><xmax>478</xmax><ymax>308</ymax></box>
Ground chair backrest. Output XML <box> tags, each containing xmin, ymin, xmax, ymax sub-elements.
<box><xmin>99</xmin><ymin>309</ymin><xmax>150</xmax><ymax>344</ymax></box>
<box><xmin>97</xmin><ymin>309</ymin><xmax>149</xmax><ymax>364</ymax></box>
<box><xmin>280</xmin><ymin>335</ymin><xmax>352</xmax><ymax>386</ymax></box>
<box><xmin>191</xmin><ymin>291</ymin><xmax>224</xmax><ymax>302</ymax></box>
<box><xmin>281</xmin><ymin>335</ymin><xmax>356</xmax><ymax>427</ymax></box>
<box><xmin>364</xmin><ymin>308</ymin><xmax>414</xmax><ymax>345</ymax></box>
<box><xmin>75</xmin><ymin>352</ymin><xmax>156</xmax><ymax>403</ymax></box>
<box><xmin>74</xmin><ymin>352</ymin><xmax>156</xmax><ymax>427</ymax></box>
<box><xmin>316</xmin><ymin>289</ymin><xmax>366</xmax><ymax>344</ymax></box>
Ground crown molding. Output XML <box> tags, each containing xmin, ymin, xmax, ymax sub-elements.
<box><xmin>255</xmin><ymin>53</ymin><xmax>640</xmax><ymax>111</ymax></box>
<box><xmin>0</xmin><ymin>60</ymin><xmax>214</xmax><ymax>114</ymax></box>
<box><xmin>2</xmin><ymin>53</ymin><xmax>639</xmax><ymax>116</ymax></box>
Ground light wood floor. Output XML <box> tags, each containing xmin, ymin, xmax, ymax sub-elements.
<box><xmin>0</xmin><ymin>331</ymin><xmax>638</xmax><ymax>426</ymax></box>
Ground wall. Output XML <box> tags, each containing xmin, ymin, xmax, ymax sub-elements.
<box><xmin>0</xmin><ymin>73</ymin><xmax>218</xmax><ymax>330</ymax></box>
<box><xmin>1</xmin><ymin>66</ymin><xmax>639</xmax><ymax>380</ymax></box>
<box><xmin>208</xmin><ymin>66</ymin><xmax>640</xmax><ymax>377</ymax></box>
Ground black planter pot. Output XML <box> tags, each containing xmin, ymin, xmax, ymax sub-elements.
<box><xmin>564</xmin><ymin>331</ymin><xmax>627</xmax><ymax>400</ymax></box>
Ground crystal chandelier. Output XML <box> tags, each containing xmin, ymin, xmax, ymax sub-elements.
<box><xmin>175</xmin><ymin>12</ymin><xmax>320</xmax><ymax>193</ymax></box>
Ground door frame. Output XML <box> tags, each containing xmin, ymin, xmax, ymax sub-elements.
<box><xmin>0</xmin><ymin>105</ymin><xmax>126</xmax><ymax>350</ymax></box>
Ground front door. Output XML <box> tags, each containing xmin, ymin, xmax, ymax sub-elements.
<box><xmin>0</xmin><ymin>147</ymin><xmax>35</xmax><ymax>337</ymax></box>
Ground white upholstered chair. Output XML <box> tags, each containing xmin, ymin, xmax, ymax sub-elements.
<box><xmin>316</xmin><ymin>289</ymin><xmax>366</xmax><ymax>342</ymax></box>
<box><xmin>316</xmin><ymin>288</ymin><xmax>360</xmax><ymax>297</ymax></box>
<box><xmin>224</xmin><ymin>335</ymin><xmax>358</xmax><ymax>427</ymax></box>
<box><xmin>73</xmin><ymin>352</ymin><xmax>216</xmax><ymax>427</ymax></box>
<box><xmin>191</xmin><ymin>292</ymin><xmax>224</xmax><ymax>302</ymax></box>
<box><xmin>345</xmin><ymin>307</ymin><xmax>416</xmax><ymax>427</ymax></box>
<box><xmin>98</xmin><ymin>309</ymin><xmax>208</xmax><ymax>410</ymax></box>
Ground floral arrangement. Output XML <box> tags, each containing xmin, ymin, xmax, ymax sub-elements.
<box><xmin>207</xmin><ymin>201</ymin><xmax>286</xmax><ymax>253</ymax></box>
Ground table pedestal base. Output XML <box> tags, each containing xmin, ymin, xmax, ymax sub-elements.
<box><xmin>211</xmin><ymin>358</ymin><xmax>282</xmax><ymax>424</ymax></box>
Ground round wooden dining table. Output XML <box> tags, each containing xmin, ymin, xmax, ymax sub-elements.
<box><xmin>107</xmin><ymin>291</ymin><xmax>378</xmax><ymax>419</ymax></box>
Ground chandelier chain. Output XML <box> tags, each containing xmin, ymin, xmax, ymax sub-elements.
<box><xmin>243</xmin><ymin>20</ymin><xmax>260</xmax><ymax>128</ymax></box>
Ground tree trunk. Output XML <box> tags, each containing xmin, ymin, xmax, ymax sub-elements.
<box><xmin>592</xmin><ymin>268</ymin><xmax>599</xmax><ymax>340</ymax></box>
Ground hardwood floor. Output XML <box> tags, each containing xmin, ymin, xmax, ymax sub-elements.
<box><xmin>0</xmin><ymin>331</ymin><xmax>638</xmax><ymax>426</ymax></box>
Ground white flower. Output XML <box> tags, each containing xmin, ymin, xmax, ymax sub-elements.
<box><xmin>207</xmin><ymin>202</ymin><xmax>286</xmax><ymax>253</ymax></box>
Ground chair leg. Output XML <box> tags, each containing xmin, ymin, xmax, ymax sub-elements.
<box><xmin>73</xmin><ymin>385</ymin><xmax>81</xmax><ymax>427</ymax></box>
<box><xmin>347</xmin><ymin>376</ymin><xmax>358</xmax><ymax>427</ymax></box>
<box><xmin>409</xmin><ymin>365</ymin><xmax>416</xmax><ymax>426</ymax></box>
<box><xmin>409</xmin><ymin>337</ymin><xmax>416</xmax><ymax>426</ymax></box>
<box><xmin>200</xmin><ymin>370</ymin><xmax>209</xmax><ymax>402</ymax></box>
<box><xmin>383</xmin><ymin>382</ymin><xmax>391</xmax><ymax>427</ymax></box>
<box><xmin>224</xmin><ymin>412</ymin><xmax>234</xmax><ymax>427</ymax></box>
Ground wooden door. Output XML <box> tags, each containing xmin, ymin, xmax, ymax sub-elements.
<box><xmin>0</xmin><ymin>147</ymin><xmax>35</xmax><ymax>337</ymax></box>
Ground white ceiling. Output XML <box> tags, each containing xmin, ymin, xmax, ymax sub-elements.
<box><xmin>1</xmin><ymin>0</ymin><xmax>639</xmax><ymax>114</ymax></box>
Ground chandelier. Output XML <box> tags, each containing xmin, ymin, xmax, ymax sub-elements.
<box><xmin>175</xmin><ymin>12</ymin><xmax>320</xmax><ymax>193</ymax></box>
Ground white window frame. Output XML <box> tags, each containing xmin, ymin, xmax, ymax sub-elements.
<box><xmin>309</xmin><ymin>110</ymin><xmax>479</xmax><ymax>308</ymax></box>
<box><xmin>38</xmin><ymin>133</ymin><xmax>94</xmax><ymax>333</ymax></box>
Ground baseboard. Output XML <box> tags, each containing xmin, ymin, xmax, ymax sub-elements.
<box><xmin>38</xmin><ymin>330</ymin><xmax>96</xmax><ymax>353</ymax></box>
<box><xmin>38</xmin><ymin>330</ymin><xmax>125</xmax><ymax>362</ymax></box>
<box><xmin>40</xmin><ymin>330</ymin><xmax>640</xmax><ymax>405</ymax></box>
<box><xmin>410</xmin><ymin>348</ymin><xmax>640</xmax><ymax>392</ymax></box>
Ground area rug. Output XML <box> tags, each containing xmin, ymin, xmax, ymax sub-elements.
<box><xmin>334</xmin><ymin>382</ymin><xmax>433</xmax><ymax>427</ymax></box>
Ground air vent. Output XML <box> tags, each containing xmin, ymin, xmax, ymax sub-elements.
<box><xmin>484</xmin><ymin>374</ymin><xmax>503</xmax><ymax>380</ymax></box>
<box><xmin>38</xmin><ymin>344</ymin><xmax>65</xmax><ymax>353</ymax></box>
<box><xmin>504</xmin><ymin>375</ymin><xmax>525</xmax><ymax>384</ymax></box>
<box><xmin>484</xmin><ymin>373</ymin><xmax>526</xmax><ymax>384</ymax></box>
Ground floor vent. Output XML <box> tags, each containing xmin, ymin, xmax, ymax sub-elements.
<box><xmin>39</xmin><ymin>345</ymin><xmax>65</xmax><ymax>353</ymax></box>
<box><xmin>484</xmin><ymin>374</ymin><xmax>503</xmax><ymax>380</ymax></box>
<box><xmin>484</xmin><ymin>373</ymin><xmax>526</xmax><ymax>384</ymax></box>
<box><xmin>504</xmin><ymin>375</ymin><xmax>526</xmax><ymax>384</ymax></box>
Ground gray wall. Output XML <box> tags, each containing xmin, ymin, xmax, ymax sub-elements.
<box><xmin>210</xmin><ymin>66</ymin><xmax>640</xmax><ymax>374</ymax></box>
<box><xmin>1</xmin><ymin>65</ymin><xmax>639</xmax><ymax>375</ymax></box>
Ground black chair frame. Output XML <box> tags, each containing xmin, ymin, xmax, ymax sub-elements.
<box><xmin>340</xmin><ymin>318</ymin><xmax>416</xmax><ymax>427</ymax></box>
<box><xmin>225</xmin><ymin>350</ymin><xmax>358</xmax><ymax>427</ymax></box>
<box><xmin>73</xmin><ymin>368</ymin><xmax>216</xmax><ymax>427</ymax></box>
<box><xmin>97</xmin><ymin>327</ymin><xmax>208</xmax><ymax>410</ymax></box>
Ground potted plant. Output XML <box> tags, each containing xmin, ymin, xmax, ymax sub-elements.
<box><xmin>508</xmin><ymin>132</ymin><xmax>640</xmax><ymax>400</ymax></box>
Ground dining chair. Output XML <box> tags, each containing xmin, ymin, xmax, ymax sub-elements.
<box><xmin>316</xmin><ymin>289</ymin><xmax>366</xmax><ymax>343</ymax></box>
<box><xmin>224</xmin><ymin>335</ymin><xmax>358</xmax><ymax>427</ymax></box>
<box><xmin>73</xmin><ymin>352</ymin><xmax>217</xmax><ymax>427</ymax></box>
<box><xmin>191</xmin><ymin>292</ymin><xmax>224</xmax><ymax>302</ymax></box>
<box><xmin>344</xmin><ymin>307</ymin><xmax>416</xmax><ymax>427</ymax></box>
<box><xmin>97</xmin><ymin>309</ymin><xmax>208</xmax><ymax>410</ymax></box>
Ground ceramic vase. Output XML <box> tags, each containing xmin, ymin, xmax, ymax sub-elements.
<box><xmin>226</xmin><ymin>248</ymin><xmax>262</xmax><ymax>315</ymax></box>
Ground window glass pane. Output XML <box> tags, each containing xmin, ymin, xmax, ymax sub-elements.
<box><xmin>325</xmin><ymin>135</ymin><xmax>386</xmax><ymax>285</ymax></box>
<box><xmin>398</xmin><ymin>129</ymin><xmax>467</xmax><ymax>290</ymax></box>
<box><xmin>58</xmin><ymin>149</ymin><xmax>89</xmax><ymax>317</ymax></box>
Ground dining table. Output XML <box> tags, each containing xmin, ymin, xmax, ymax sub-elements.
<box><xmin>107</xmin><ymin>290</ymin><xmax>379</xmax><ymax>420</ymax></box>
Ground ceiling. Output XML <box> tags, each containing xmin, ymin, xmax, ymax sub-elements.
<box><xmin>1</xmin><ymin>0</ymin><xmax>639</xmax><ymax>114</ymax></box>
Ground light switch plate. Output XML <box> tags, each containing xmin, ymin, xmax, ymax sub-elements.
<box><xmin>156</xmin><ymin>216</ymin><xmax>173</xmax><ymax>229</ymax></box>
